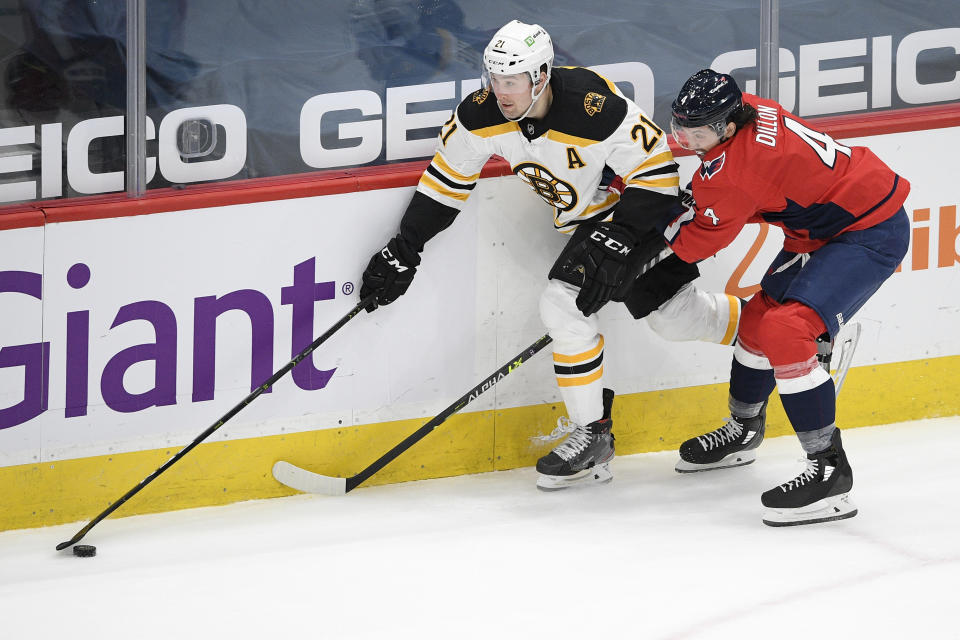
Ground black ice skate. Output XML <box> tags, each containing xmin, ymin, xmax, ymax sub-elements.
<box><xmin>675</xmin><ymin>402</ymin><xmax>766</xmax><ymax>473</ymax></box>
<box><xmin>536</xmin><ymin>388</ymin><xmax>615</xmax><ymax>491</ymax></box>
<box><xmin>761</xmin><ymin>428</ymin><xmax>857</xmax><ymax>526</ymax></box>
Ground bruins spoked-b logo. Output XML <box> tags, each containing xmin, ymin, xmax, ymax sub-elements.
<box><xmin>513</xmin><ymin>162</ymin><xmax>578</xmax><ymax>211</ymax></box>
<box><xmin>584</xmin><ymin>92</ymin><xmax>606</xmax><ymax>116</ymax></box>
<box><xmin>473</xmin><ymin>89</ymin><xmax>490</xmax><ymax>104</ymax></box>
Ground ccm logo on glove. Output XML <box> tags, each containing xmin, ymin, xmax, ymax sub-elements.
<box><xmin>360</xmin><ymin>235</ymin><xmax>421</xmax><ymax>311</ymax></box>
<box><xmin>380</xmin><ymin>246</ymin><xmax>411</xmax><ymax>272</ymax></box>
<box><xmin>589</xmin><ymin>230</ymin><xmax>632</xmax><ymax>256</ymax></box>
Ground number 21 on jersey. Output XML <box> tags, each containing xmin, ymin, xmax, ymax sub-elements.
<box><xmin>440</xmin><ymin>114</ymin><xmax>457</xmax><ymax>146</ymax></box>
<box><xmin>631</xmin><ymin>115</ymin><xmax>664</xmax><ymax>153</ymax></box>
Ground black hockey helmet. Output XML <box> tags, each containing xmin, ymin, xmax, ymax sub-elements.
<box><xmin>671</xmin><ymin>69</ymin><xmax>743</xmax><ymax>129</ymax></box>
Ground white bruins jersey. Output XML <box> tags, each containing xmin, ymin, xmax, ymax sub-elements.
<box><xmin>416</xmin><ymin>67</ymin><xmax>679</xmax><ymax>234</ymax></box>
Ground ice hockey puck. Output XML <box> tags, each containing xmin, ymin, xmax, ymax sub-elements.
<box><xmin>73</xmin><ymin>544</ymin><xmax>96</xmax><ymax>557</ymax></box>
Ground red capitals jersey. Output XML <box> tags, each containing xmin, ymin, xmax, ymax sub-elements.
<box><xmin>666</xmin><ymin>94</ymin><xmax>910</xmax><ymax>261</ymax></box>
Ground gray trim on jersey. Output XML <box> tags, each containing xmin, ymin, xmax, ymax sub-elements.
<box><xmin>797</xmin><ymin>424</ymin><xmax>837</xmax><ymax>454</ymax></box>
<box><xmin>728</xmin><ymin>395</ymin><xmax>766</xmax><ymax>419</ymax></box>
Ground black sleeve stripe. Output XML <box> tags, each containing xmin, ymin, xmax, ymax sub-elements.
<box><xmin>554</xmin><ymin>352</ymin><xmax>603</xmax><ymax>376</ymax></box>
<box><xmin>633</xmin><ymin>162</ymin><xmax>680</xmax><ymax>178</ymax></box>
<box><xmin>427</xmin><ymin>164</ymin><xmax>476</xmax><ymax>191</ymax></box>
<box><xmin>555</xmin><ymin>207</ymin><xmax>617</xmax><ymax>232</ymax></box>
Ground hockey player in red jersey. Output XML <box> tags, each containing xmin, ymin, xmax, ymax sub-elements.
<box><xmin>667</xmin><ymin>69</ymin><xmax>910</xmax><ymax>525</ymax></box>
<box><xmin>359</xmin><ymin>22</ymin><xmax>744</xmax><ymax>490</ymax></box>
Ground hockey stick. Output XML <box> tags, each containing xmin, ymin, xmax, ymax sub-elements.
<box><xmin>272</xmin><ymin>333</ymin><xmax>554</xmax><ymax>495</ymax></box>
<box><xmin>56</xmin><ymin>296</ymin><xmax>374</xmax><ymax>551</ymax></box>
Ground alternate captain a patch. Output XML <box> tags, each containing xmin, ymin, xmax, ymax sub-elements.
<box><xmin>699</xmin><ymin>152</ymin><xmax>726</xmax><ymax>180</ymax></box>
<box><xmin>584</xmin><ymin>92</ymin><xmax>606</xmax><ymax>116</ymax></box>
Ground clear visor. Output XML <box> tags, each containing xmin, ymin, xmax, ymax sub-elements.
<box><xmin>481</xmin><ymin>66</ymin><xmax>547</xmax><ymax>121</ymax></box>
<box><xmin>480</xmin><ymin>68</ymin><xmax>534</xmax><ymax>96</ymax></box>
<box><xmin>670</xmin><ymin>117</ymin><xmax>727</xmax><ymax>151</ymax></box>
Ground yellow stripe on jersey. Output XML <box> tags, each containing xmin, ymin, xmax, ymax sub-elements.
<box><xmin>471</xmin><ymin>122</ymin><xmax>521</xmax><ymax>138</ymax></box>
<box><xmin>558</xmin><ymin>192</ymin><xmax>618</xmax><ymax>228</ymax></box>
<box><xmin>546</xmin><ymin>130</ymin><xmax>602</xmax><ymax>147</ymax></box>
<box><xmin>628</xmin><ymin>175</ymin><xmax>680</xmax><ymax>189</ymax></box>
<box><xmin>418</xmin><ymin>174</ymin><xmax>471</xmax><ymax>201</ymax></box>
<box><xmin>554</xmin><ymin>336</ymin><xmax>604</xmax><ymax>364</ymax></box>
<box><xmin>623</xmin><ymin>151</ymin><xmax>675</xmax><ymax>179</ymax></box>
<box><xmin>432</xmin><ymin>153</ymin><xmax>480</xmax><ymax>184</ymax></box>
<box><xmin>557</xmin><ymin>366</ymin><xmax>604</xmax><ymax>387</ymax></box>
<box><xmin>721</xmin><ymin>294</ymin><xmax>740</xmax><ymax>346</ymax></box>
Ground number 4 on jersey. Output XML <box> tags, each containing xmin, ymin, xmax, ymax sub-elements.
<box><xmin>783</xmin><ymin>117</ymin><xmax>851</xmax><ymax>168</ymax></box>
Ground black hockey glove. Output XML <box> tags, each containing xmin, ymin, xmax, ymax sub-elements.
<box><xmin>623</xmin><ymin>253</ymin><xmax>701</xmax><ymax>319</ymax></box>
<box><xmin>678</xmin><ymin>186</ymin><xmax>696</xmax><ymax>212</ymax></box>
<box><xmin>359</xmin><ymin>235</ymin><xmax>421</xmax><ymax>312</ymax></box>
<box><xmin>572</xmin><ymin>222</ymin><xmax>638</xmax><ymax>316</ymax></box>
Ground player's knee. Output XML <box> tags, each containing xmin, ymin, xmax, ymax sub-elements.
<box><xmin>647</xmin><ymin>286</ymin><xmax>730</xmax><ymax>343</ymax></box>
<box><xmin>750</xmin><ymin>304</ymin><xmax>820</xmax><ymax>359</ymax></box>
<box><xmin>645</xmin><ymin>284</ymin><xmax>695</xmax><ymax>339</ymax></box>
<box><xmin>539</xmin><ymin>280</ymin><xmax>598</xmax><ymax>343</ymax></box>
<box><xmin>738</xmin><ymin>296</ymin><xmax>767</xmax><ymax>338</ymax></box>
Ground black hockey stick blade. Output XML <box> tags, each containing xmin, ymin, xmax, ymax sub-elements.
<box><xmin>272</xmin><ymin>333</ymin><xmax>553</xmax><ymax>496</ymax></box>
<box><xmin>55</xmin><ymin>296</ymin><xmax>373</xmax><ymax>551</ymax></box>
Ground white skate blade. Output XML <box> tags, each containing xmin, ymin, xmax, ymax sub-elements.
<box><xmin>675</xmin><ymin>450</ymin><xmax>757</xmax><ymax>473</ymax></box>
<box><xmin>536</xmin><ymin>462</ymin><xmax>613</xmax><ymax>491</ymax></box>
<box><xmin>832</xmin><ymin>322</ymin><xmax>862</xmax><ymax>396</ymax></box>
<box><xmin>272</xmin><ymin>461</ymin><xmax>347</xmax><ymax>496</ymax></box>
<box><xmin>762</xmin><ymin>493</ymin><xmax>858</xmax><ymax>527</ymax></box>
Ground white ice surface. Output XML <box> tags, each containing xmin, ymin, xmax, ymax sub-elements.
<box><xmin>2</xmin><ymin>417</ymin><xmax>958</xmax><ymax>640</ymax></box>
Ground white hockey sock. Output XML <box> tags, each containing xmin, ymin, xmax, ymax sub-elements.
<box><xmin>553</xmin><ymin>335</ymin><xmax>604</xmax><ymax>425</ymax></box>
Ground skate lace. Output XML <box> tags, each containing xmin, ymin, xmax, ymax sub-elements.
<box><xmin>531</xmin><ymin>416</ymin><xmax>577</xmax><ymax>444</ymax></box>
<box><xmin>553</xmin><ymin>426</ymin><xmax>593</xmax><ymax>461</ymax></box>
<box><xmin>696</xmin><ymin>417</ymin><xmax>743</xmax><ymax>450</ymax></box>
<box><xmin>778</xmin><ymin>459</ymin><xmax>819</xmax><ymax>492</ymax></box>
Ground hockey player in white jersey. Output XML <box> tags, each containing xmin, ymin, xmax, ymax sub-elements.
<box><xmin>360</xmin><ymin>20</ymin><xmax>741</xmax><ymax>490</ymax></box>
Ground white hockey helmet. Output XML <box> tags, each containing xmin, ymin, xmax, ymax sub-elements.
<box><xmin>481</xmin><ymin>20</ymin><xmax>554</xmax><ymax>119</ymax></box>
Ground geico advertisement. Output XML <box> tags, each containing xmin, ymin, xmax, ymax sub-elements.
<box><xmin>1</xmin><ymin>26</ymin><xmax>958</xmax><ymax>204</ymax></box>
<box><xmin>0</xmin><ymin>191</ymin><xmax>479</xmax><ymax>466</ymax></box>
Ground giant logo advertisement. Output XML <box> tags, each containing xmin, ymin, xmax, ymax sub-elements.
<box><xmin>0</xmin><ymin>190</ymin><xmax>479</xmax><ymax>466</ymax></box>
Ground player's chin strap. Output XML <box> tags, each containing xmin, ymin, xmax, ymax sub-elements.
<box><xmin>502</xmin><ymin>74</ymin><xmax>551</xmax><ymax>122</ymax></box>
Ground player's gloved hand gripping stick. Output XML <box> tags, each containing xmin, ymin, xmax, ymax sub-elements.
<box><xmin>359</xmin><ymin>234</ymin><xmax>420</xmax><ymax>311</ymax></box>
<box><xmin>572</xmin><ymin>222</ymin><xmax>638</xmax><ymax>316</ymax></box>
